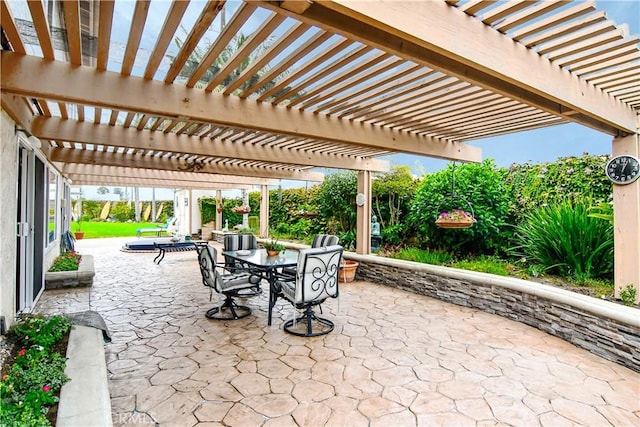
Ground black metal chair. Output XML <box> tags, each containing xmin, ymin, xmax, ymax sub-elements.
<box><xmin>196</xmin><ymin>244</ymin><xmax>259</xmax><ymax>320</ymax></box>
<box><xmin>223</xmin><ymin>233</ymin><xmax>262</xmax><ymax>296</ymax></box>
<box><xmin>275</xmin><ymin>245</ymin><xmax>343</xmax><ymax>337</ymax></box>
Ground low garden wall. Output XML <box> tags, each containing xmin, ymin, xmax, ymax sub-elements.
<box><xmin>344</xmin><ymin>253</ymin><xmax>640</xmax><ymax>373</ymax></box>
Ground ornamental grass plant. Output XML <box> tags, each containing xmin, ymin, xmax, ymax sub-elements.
<box><xmin>510</xmin><ymin>200</ymin><xmax>614</xmax><ymax>280</ymax></box>
<box><xmin>1</xmin><ymin>314</ymin><xmax>71</xmax><ymax>426</ymax></box>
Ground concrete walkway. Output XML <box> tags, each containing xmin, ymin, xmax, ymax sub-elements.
<box><xmin>35</xmin><ymin>237</ymin><xmax>639</xmax><ymax>426</ymax></box>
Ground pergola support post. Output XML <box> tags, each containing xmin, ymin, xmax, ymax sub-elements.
<box><xmin>356</xmin><ymin>170</ymin><xmax>372</xmax><ymax>255</ymax></box>
<box><xmin>260</xmin><ymin>185</ymin><xmax>269</xmax><ymax>238</ymax></box>
<box><xmin>215</xmin><ymin>190</ymin><xmax>222</xmax><ymax>231</ymax></box>
<box><xmin>612</xmin><ymin>132</ymin><xmax>640</xmax><ymax>303</ymax></box>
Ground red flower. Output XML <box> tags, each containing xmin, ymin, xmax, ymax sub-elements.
<box><xmin>19</xmin><ymin>348</ymin><xmax>25</xmax><ymax>357</ymax></box>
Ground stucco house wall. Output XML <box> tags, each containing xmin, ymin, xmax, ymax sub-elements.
<box><xmin>0</xmin><ymin>108</ymin><xmax>19</xmax><ymax>330</ymax></box>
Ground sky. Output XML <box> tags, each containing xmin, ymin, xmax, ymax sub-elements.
<box><xmin>73</xmin><ymin>0</ymin><xmax>639</xmax><ymax>200</ymax></box>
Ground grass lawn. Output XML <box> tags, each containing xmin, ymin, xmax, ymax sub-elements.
<box><xmin>72</xmin><ymin>221</ymin><xmax>165</xmax><ymax>238</ymax></box>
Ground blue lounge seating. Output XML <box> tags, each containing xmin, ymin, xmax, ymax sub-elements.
<box><xmin>136</xmin><ymin>217</ymin><xmax>176</xmax><ymax>237</ymax></box>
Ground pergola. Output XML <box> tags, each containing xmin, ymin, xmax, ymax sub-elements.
<box><xmin>1</xmin><ymin>0</ymin><xmax>638</xmax><ymax>297</ymax></box>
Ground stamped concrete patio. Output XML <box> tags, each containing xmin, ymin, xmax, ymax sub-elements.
<box><xmin>35</xmin><ymin>238</ymin><xmax>639</xmax><ymax>426</ymax></box>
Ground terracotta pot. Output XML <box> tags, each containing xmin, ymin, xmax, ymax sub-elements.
<box><xmin>266</xmin><ymin>249</ymin><xmax>280</xmax><ymax>257</ymax></box>
<box><xmin>74</xmin><ymin>232</ymin><xmax>85</xmax><ymax>240</ymax></box>
<box><xmin>339</xmin><ymin>260</ymin><xmax>359</xmax><ymax>283</ymax></box>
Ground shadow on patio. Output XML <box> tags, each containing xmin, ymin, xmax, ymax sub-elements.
<box><xmin>35</xmin><ymin>238</ymin><xmax>639</xmax><ymax>426</ymax></box>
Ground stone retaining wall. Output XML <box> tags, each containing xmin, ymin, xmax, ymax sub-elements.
<box><xmin>348</xmin><ymin>255</ymin><xmax>640</xmax><ymax>373</ymax></box>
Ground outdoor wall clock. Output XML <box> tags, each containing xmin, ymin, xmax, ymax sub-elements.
<box><xmin>605</xmin><ymin>155</ymin><xmax>640</xmax><ymax>184</ymax></box>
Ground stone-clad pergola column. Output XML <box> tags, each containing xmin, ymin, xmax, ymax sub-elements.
<box><xmin>612</xmin><ymin>132</ymin><xmax>640</xmax><ymax>303</ymax></box>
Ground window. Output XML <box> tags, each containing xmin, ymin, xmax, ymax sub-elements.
<box><xmin>48</xmin><ymin>170</ymin><xmax>58</xmax><ymax>245</ymax></box>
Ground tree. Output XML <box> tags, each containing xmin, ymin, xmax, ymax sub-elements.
<box><xmin>372</xmin><ymin>166</ymin><xmax>419</xmax><ymax>245</ymax></box>
<box><xmin>372</xmin><ymin>166</ymin><xmax>418</xmax><ymax>227</ymax></box>
<box><xmin>316</xmin><ymin>171</ymin><xmax>357</xmax><ymax>235</ymax></box>
<box><xmin>97</xmin><ymin>186</ymin><xmax>109</xmax><ymax>195</ymax></box>
<box><xmin>112</xmin><ymin>188</ymin><xmax>124</xmax><ymax>200</ymax></box>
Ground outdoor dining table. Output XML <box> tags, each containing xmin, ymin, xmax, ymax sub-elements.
<box><xmin>222</xmin><ymin>248</ymin><xmax>299</xmax><ymax>325</ymax></box>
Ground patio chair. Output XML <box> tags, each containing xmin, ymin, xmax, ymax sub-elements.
<box><xmin>196</xmin><ymin>244</ymin><xmax>259</xmax><ymax>320</ymax></box>
<box><xmin>282</xmin><ymin>234</ymin><xmax>340</xmax><ymax>276</ymax></box>
<box><xmin>136</xmin><ymin>216</ymin><xmax>176</xmax><ymax>237</ymax></box>
<box><xmin>223</xmin><ymin>233</ymin><xmax>262</xmax><ymax>296</ymax></box>
<box><xmin>311</xmin><ymin>234</ymin><xmax>340</xmax><ymax>247</ymax></box>
<box><xmin>275</xmin><ymin>245</ymin><xmax>343</xmax><ymax>336</ymax></box>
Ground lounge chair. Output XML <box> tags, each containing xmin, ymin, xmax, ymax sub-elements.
<box><xmin>136</xmin><ymin>217</ymin><xmax>176</xmax><ymax>237</ymax></box>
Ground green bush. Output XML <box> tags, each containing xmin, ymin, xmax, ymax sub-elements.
<box><xmin>392</xmin><ymin>247</ymin><xmax>453</xmax><ymax>265</ymax></box>
<box><xmin>47</xmin><ymin>251</ymin><xmax>81</xmax><ymax>272</ymax></box>
<box><xmin>81</xmin><ymin>200</ymin><xmax>102</xmax><ymax>221</ymax></box>
<box><xmin>199</xmin><ymin>197</ymin><xmax>217</xmax><ymax>224</ymax></box>
<box><xmin>510</xmin><ymin>200</ymin><xmax>613</xmax><ymax>279</ymax></box>
<box><xmin>1</xmin><ymin>315</ymin><xmax>71</xmax><ymax>426</ymax></box>
<box><xmin>109</xmin><ymin>202</ymin><xmax>134</xmax><ymax>222</ymax></box>
<box><xmin>451</xmin><ymin>256</ymin><xmax>512</xmax><ymax>276</ymax></box>
<box><xmin>506</xmin><ymin>154</ymin><xmax>611</xmax><ymax>224</ymax></box>
<box><xmin>248</xmin><ymin>216</ymin><xmax>259</xmax><ymax>230</ymax></box>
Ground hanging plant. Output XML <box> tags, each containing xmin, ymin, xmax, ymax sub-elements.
<box><xmin>435</xmin><ymin>209</ymin><xmax>476</xmax><ymax>229</ymax></box>
<box><xmin>232</xmin><ymin>205</ymin><xmax>251</xmax><ymax>214</ymax></box>
<box><xmin>434</xmin><ymin>162</ymin><xmax>477</xmax><ymax>229</ymax></box>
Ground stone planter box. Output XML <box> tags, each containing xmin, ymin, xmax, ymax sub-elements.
<box><xmin>45</xmin><ymin>254</ymin><xmax>95</xmax><ymax>289</ymax></box>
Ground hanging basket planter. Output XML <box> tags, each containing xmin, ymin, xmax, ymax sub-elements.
<box><xmin>294</xmin><ymin>209</ymin><xmax>318</xmax><ymax>218</ymax></box>
<box><xmin>231</xmin><ymin>205</ymin><xmax>251</xmax><ymax>214</ymax></box>
<box><xmin>435</xmin><ymin>209</ymin><xmax>477</xmax><ymax>229</ymax></box>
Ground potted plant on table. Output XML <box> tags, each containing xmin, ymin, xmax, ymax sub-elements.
<box><xmin>263</xmin><ymin>239</ymin><xmax>285</xmax><ymax>256</ymax></box>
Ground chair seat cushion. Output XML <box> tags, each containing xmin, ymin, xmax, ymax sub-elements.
<box><xmin>277</xmin><ymin>279</ymin><xmax>296</xmax><ymax>302</ymax></box>
<box><xmin>221</xmin><ymin>272</ymin><xmax>257</xmax><ymax>292</ymax></box>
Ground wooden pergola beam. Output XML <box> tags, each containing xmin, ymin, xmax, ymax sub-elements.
<box><xmin>260</xmin><ymin>0</ymin><xmax>636</xmax><ymax>136</ymax></box>
<box><xmin>31</xmin><ymin>117</ymin><xmax>390</xmax><ymax>172</ymax></box>
<box><xmin>57</xmin><ymin>164</ymin><xmax>280</xmax><ymax>186</ymax></box>
<box><xmin>0</xmin><ymin>52</ymin><xmax>482</xmax><ymax>163</ymax></box>
<box><xmin>64</xmin><ymin>174</ymin><xmax>253</xmax><ymax>191</ymax></box>
<box><xmin>47</xmin><ymin>148</ymin><xmax>325</xmax><ymax>182</ymax></box>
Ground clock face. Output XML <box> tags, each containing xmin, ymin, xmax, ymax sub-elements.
<box><xmin>606</xmin><ymin>155</ymin><xmax>640</xmax><ymax>184</ymax></box>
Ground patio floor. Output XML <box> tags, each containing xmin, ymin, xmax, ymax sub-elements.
<box><xmin>35</xmin><ymin>238</ymin><xmax>639</xmax><ymax>426</ymax></box>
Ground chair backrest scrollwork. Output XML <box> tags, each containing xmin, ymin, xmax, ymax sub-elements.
<box><xmin>295</xmin><ymin>245</ymin><xmax>343</xmax><ymax>304</ymax></box>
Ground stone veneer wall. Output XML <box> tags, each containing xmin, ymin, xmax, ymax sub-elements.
<box><xmin>348</xmin><ymin>255</ymin><xmax>640</xmax><ymax>373</ymax></box>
